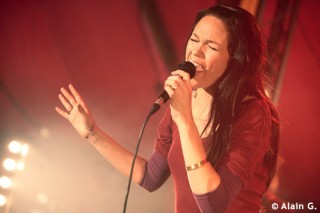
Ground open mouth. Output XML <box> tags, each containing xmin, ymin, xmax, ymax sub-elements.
<box><xmin>188</xmin><ymin>59</ymin><xmax>206</xmax><ymax>75</ymax></box>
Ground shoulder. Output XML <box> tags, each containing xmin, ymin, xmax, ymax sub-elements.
<box><xmin>155</xmin><ymin>107</ymin><xmax>173</xmax><ymax>157</ymax></box>
<box><xmin>233</xmin><ymin>98</ymin><xmax>272</xmax><ymax>133</ymax></box>
<box><xmin>238</xmin><ymin>98</ymin><xmax>270</xmax><ymax>118</ymax></box>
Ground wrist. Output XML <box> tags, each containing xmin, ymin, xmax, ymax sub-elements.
<box><xmin>86</xmin><ymin>123</ymin><xmax>99</xmax><ymax>144</ymax></box>
<box><xmin>175</xmin><ymin>114</ymin><xmax>195</xmax><ymax>130</ymax></box>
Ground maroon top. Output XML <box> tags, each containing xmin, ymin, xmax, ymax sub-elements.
<box><xmin>140</xmin><ymin>99</ymin><xmax>272</xmax><ymax>213</ymax></box>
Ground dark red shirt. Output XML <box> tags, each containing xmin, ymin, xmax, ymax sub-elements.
<box><xmin>140</xmin><ymin>99</ymin><xmax>272</xmax><ymax>213</ymax></box>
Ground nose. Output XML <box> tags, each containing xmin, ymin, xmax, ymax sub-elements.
<box><xmin>191</xmin><ymin>43</ymin><xmax>204</xmax><ymax>58</ymax></box>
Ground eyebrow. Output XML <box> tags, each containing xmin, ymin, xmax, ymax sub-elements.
<box><xmin>192</xmin><ymin>33</ymin><xmax>222</xmax><ymax>46</ymax></box>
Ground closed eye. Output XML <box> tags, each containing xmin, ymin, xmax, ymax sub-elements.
<box><xmin>208</xmin><ymin>45</ymin><xmax>218</xmax><ymax>51</ymax></box>
<box><xmin>190</xmin><ymin>38</ymin><xmax>199</xmax><ymax>42</ymax></box>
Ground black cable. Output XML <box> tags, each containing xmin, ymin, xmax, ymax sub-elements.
<box><xmin>122</xmin><ymin>104</ymin><xmax>159</xmax><ymax>213</ymax></box>
<box><xmin>122</xmin><ymin>62</ymin><xmax>194</xmax><ymax>212</ymax></box>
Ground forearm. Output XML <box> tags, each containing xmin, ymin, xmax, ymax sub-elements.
<box><xmin>87</xmin><ymin>125</ymin><xmax>147</xmax><ymax>184</ymax></box>
<box><xmin>193</xmin><ymin>166</ymin><xmax>242</xmax><ymax>213</ymax></box>
<box><xmin>139</xmin><ymin>150</ymin><xmax>171</xmax><ymax>192</ymax></box>
<box><xmin>176</xmin><ymin>117</ymin><xmax>220</xmax><ymax>194</ymax></box>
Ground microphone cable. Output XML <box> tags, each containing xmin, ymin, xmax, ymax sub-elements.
<box><xmin>122</xmin><ymin>105</ymin><xmax>157</xmax><ymax>213</ymax></box>
<box><xmin>122</xmin><ymin>61</ymin><xmax>195</xmax><ymax>212</ymax></box>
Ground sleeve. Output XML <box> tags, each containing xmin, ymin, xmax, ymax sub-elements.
<box><xmin>193</xmin><ymin>99</ymin><xmax>272</xmax><ymax>212</ymax></box>
<box><xmin>139</xmin><ymin>108</ymin><xmax>172</xmax><ymax>192</ymax></box>
<box><xmin>193</xmin><ymin>165</ymin><xmax>242</xmax><ymax>213</ymax></box>
<box><xmin>139</xmin><ymin>150</ymin><xmax>171</xmax><ymax>192</ymax></box>
<box><xmin>154</xmin><ymin>107</ymin><xmax>173</xmax><ymax>158</ymax></box>
<box><xmin>222</xmin><ymin>99</ymin><xmax>271</xmax><ymax>187</ymax></box>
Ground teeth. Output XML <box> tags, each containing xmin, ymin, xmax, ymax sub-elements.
<box><xmin>188</xmin><ymin>59</ymin><xmax>199</xmax><ymax>68</ymax></box>
<box><xmin>188</xmin><ymin>59</ymin><xmax>204</xmax><ymax>71</ymax></box>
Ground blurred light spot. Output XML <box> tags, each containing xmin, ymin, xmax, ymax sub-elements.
<box><xmin>3</xmin><ymin>158</ymin><xmax>16</xmax><ymax>171</ymax></box>
<box><xmin>0</xmin><ymin>176</ymin><xmax>12</xmax><ymax>189</ymax></box>
<box><xmin>8</xmin><ymin>140</ymin><xmax>22</xmax><ymax>154</ymax></box>
<box><xmin>17</xmin><ymin>161</ymin><xmax>25</xmax><ymax>171</ymax></box>
<box><xmin>21</xmin><ymin>144</ymin><xmax>29</xmax><ymax>157</ymax></box>
<box><xmin>0</xmin><ymin>194</ymin><xmax>6</xmax><ymax>206</ymax></box>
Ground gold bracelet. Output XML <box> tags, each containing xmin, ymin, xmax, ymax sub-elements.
<box><xmin>186</xmin><ymin>158</ymin><xmax>208</xmax><ymax>171</ymax></box>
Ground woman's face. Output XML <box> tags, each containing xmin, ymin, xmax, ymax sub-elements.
<box><xmin>185</xmin><ymin>15</ymin><xmax>230</xmax><ymax>89</ymax></box>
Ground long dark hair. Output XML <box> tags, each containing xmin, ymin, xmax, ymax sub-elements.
<box><xmin>189</xmin><ymin>5</ymin><xmax>280</xmax><ymax>186</ymax></box>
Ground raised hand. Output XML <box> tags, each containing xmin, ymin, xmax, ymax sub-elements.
<box><xmin>55</xmin><ymin>84</ymin><xmax>95</xmax><ymax>138</ymax></box>
<box><xmin>164</xmin><ymin>70</ymin><xmax>193</xmax><ymax>123</ymax></box>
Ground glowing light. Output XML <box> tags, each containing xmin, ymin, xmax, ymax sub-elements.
<box><xmin>3</xmin><ymin>158</ymin><xmax>17</xmax><ymax>171</ymax></box>
<box><xmin>8</xmin><ymin>140</ymin><xmax>29</xmax><ymax>156</ymax></box>
<box><xmin>0</xmin><ymin>176</ymin><xmax>12</xmax><ymax>189</ymax></box>
<box><xmin>0</xmin><ymin>194</ymin><xmax>6</xmax><ymax>206</ymax></box>
<box><xmin>21</xmin><ymin>144</ymin><xmax>30</xmax><ymax>157</ymax></box>
<box><xmin>17</xmin><ymin>161</ymin><xmax>25</xmax><ymax>171</ymax></box>
<box><xmin>8</xmin><ymin>140</ymin><xmax>22</xmax><ymax>154</ymax></box>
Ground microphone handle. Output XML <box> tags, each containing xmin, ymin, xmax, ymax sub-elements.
<box><xmin>149</xmin><ymin>61</ymin><xmax>196</xmax><ymax>116</ymax></box>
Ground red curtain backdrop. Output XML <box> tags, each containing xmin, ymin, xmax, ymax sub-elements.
<box><xmin>0</xmin><ymin>0</ymin><xmax>319</xmax><ymax>212</ymax></box>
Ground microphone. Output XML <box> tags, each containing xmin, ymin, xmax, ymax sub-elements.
<box><xmin>149</xmin><ymin>61</ymin><xmax>196</xmax><ymax>115</ymax></box>
<box><xmin>124</xmin><ymin>61</ymin><xmax>195</xmax><ymax>212</ymax></box>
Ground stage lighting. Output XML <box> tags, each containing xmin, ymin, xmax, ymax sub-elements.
<box><xmin>3</xmin><ymin>158</ymin><xmax>16</xmax><ymax>171</ymax></box>
<box><xmin>8</xmin><ymin>140</ymin><xmax>29</xmax><ymax>157</ymax></box>
<box><xmin>8</xmin><ymin>140</ymin><xmax>22</xmax><ymax>154</ymax></box>
<box><xmin>0</xmin><ymin>194</ymin><xmax>6</xmax><ymax>206</ymax></box>
<box><xmin>16</xmin><ymin>161</ymin><xmax>25</xmax><ymax>171</ymax></box>
<box><xmin>21</xmin><ymin>144</ymin><xmax>29</xmax><ymax>157</ymax></box>
<box><xmin>0</xmin><ymin>176</ymin><xmax>12</xmax><ymax>189</ymax></box>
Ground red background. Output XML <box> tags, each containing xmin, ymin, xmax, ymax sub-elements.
<box><xmin>0</xmin><ymin>0</ymin><xmax>319</xmax><ymax>212</ymax></box>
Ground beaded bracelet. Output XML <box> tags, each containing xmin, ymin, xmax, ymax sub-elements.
<box><xmin>186</xmin><ymin>158</ymin><xmax>208</xmax><ymax>171</ymax></box>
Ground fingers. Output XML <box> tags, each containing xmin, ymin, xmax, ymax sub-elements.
<box><xmin>165</xmin><ymin>78</ymin><xmax>178</xmax><ymax>90</ymax></box>
<box><xmin>164</xmin><ymin>78</ymin><xmax>185</xmax><ymax>100</ymax></box>
<box><xmin>60</xmin><ymin>86</ymin><xmax>77</xmax><ymax>107</ymax></box>
<box><xmin>164</xmin><ymin>70</ymin><xmax>193</xmax><ymax>99</ymax></box>
<box><xmin>69</xmin><ymin>84</ymin><xmax>81</xmax><ymax>103</ymax></box>
<box><xmin>164</xmin><ymin>76</ymin><xmax>181</xmax><ymax>96</ymax></box>
<box><xmin>56</xmin><ymin>84</ymin><xmax>91</xmax><ymax>118</ymax></box>
<box><xmin>164</xmin><ymin>82</ymin><xmax>175</xmax><ymax>97</ymax></box>
<box><xmin>55</xmin><ymin>106</ymin><xmax>69</xmax><ymax>119</ymax></box>
<box><xmin>171</xmin><ymin>70</ymin><xmax>192</xmax><ymax>81</ymax></box>
<box><xmin>69</xmin><ymin>84</ymin><xmax>89</xmax><ymax>112</ymax></box>
<box><xmin>56</xmin><ymin>84</ymin><xmax>80</xmax><ymax>114</ymax></box>
<box><xmin>58</xmin><ymin>92</ymin><xmax>73</xmax><ymax>112</ymax></box>
<box><xmin>174</xmin><ymin>70</ymin><xmax>193</xmax><ymax>92</ymax></box>
<box><xmin>165</xmin><ymin>72</ymin><xmax>190</xmax><ymax>90</ymax></box>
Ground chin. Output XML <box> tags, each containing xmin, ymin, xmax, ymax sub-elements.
<box><xmin>190</xmin><ymin>79</ymin><xmax>199</xmax><ymax>88</ymax></box>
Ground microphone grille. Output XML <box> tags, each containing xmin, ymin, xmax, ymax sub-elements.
<box><xmin>177</xmin><ymin>61</ymin><xmax>196</xmax><ymax>78</ymax></box>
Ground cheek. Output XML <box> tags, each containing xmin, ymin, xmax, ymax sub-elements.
<box><xmin>185</xmin><ymin>43</ymin><xmax>192</xmax><ymax>59</ymax></box>
<box><xmin>214</xmin><ymin>62</ymin><xmax>228</xmax><ymax>77</ymax></box>
<box><xmin>210</xmin><ymin>54</ymin><xmax>229</xmax><ymax>76</ymax></box>
<box><xmin>205</xmin><ymin>57</ymin><xmax>229</xmax><ymax>84</ymax></box>
<box><xmin>204</xmin><ymin>71</ymin><xmax>220</xmax><ymax>86</ymax></box>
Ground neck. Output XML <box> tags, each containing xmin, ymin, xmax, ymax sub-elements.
<box><xmin>192</xmin><ymin>88</ymin><xmax>213</xmax><ymax>101</ymax></box>
<box><xmin>191</xmin><ymin>88</ymin><xmax>213</xmax><ymax>137</ymax></box>
<box><xmin>192</xmin><ymin>88</ymin><xmax>213</xmax><ymax>119</ymax></box>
